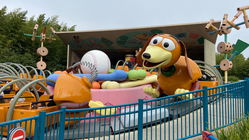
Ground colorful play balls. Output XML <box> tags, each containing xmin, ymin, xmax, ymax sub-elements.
<box><xmin>80</xmin><ymin>50</ymin><xmax>111</xmax><ymax>74</ymax></box>
<box><xmin>128</xmin><ymin>69</ymin><xmax>146</xmax><ymax>80</ymax></box>
<box><xmin>92</xmin><ymin>81</ymin><xmax>101</xmax><ymax>89</ymax></box>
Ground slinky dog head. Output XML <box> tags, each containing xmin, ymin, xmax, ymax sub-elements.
<box><xmin>136</xmin><ymin>34</ymin><xmax>193</xmax><ymax>79</ymax></box>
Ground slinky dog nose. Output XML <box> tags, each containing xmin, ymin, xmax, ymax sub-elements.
<box><xmin>143</xmin><ymin>53</ymin><xmax>151</xmax><ymax>59</ymax></box>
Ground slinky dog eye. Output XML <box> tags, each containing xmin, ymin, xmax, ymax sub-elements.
<box><xmin>150</xmin><ymin>36</ymin><xmax>163</xmax><ymax>45</ymax></box>
<box><xmin>161</xmin><ymin>38</ymin><xmax>175</xmax><ymax>51</ymax></box>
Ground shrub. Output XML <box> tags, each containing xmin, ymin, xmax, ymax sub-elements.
<box><xmin>228</xmin><ymin>76</ymin><xmax>240</xmax><ymax>82</ymax></box>
<box><xmin>216</xmin><ymin>117</ymin><xmax>249</xmax><ymax>140</ymax></box>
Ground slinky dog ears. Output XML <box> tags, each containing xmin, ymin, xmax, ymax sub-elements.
<box><xmin>136</xmin><ymin>34</ymin><xmax>193</xmax><ymax>79</ymax></box>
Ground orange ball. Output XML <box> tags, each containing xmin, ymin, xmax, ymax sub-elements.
<box><xmin>151</xmin><ymin>72</ymin><xmax>158</xmax><ymax>75</ymax></box>
<box><xmin>92</xmin><ymin>81</ymin><xmax>101</xmax><ymax>89</ymax></box>
<box><xmin>146</xmin><ymin>72</ymin><xmax>152</xmax><ymax>76</ymax></box>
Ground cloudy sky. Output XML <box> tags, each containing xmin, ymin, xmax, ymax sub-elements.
<box><xmin>1</xmin><ymin>0</ymin><xmax>249</xmax><ymax>57</ymax></box>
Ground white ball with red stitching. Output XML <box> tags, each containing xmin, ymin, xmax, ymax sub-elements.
<box><xmin>80</xmin><ymin>50</ymin><xmax>111</xmax><ymax>74</ymax></box>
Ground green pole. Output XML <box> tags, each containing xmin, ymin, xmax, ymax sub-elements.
<box><xmin>224</xmin><ymin>34</ymin><xmax>228</xmax><ymax>59</ymax></box>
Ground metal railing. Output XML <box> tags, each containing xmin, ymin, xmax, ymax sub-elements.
<box><xmin>0</xmin><ymin>78</ymin><xmax>248</xmax><ymax>140</ymax></box>
<box><xmin>0</xmin><ymin>115</ymin><xmax>39</xmax><ymax>139</ymax></box>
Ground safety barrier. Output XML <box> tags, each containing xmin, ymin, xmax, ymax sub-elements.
<box><xmin>0</xmin><ymin>78</ymin><xmax>248</xmax><ymax>140</ymax></box>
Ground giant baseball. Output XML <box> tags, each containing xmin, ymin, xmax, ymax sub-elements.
<box><xmin>80</xmin><ymin>50</ymin><xmax>111</xmax><ymax>74</ymax></box>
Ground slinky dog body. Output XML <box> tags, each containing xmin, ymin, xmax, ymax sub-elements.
<box><xmin>136</xmin><ymin>34</ymin><xmax>202</xmax><ymax>97</ymax></box>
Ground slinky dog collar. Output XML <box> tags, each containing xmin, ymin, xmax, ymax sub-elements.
<box><xmin>160</xmin><ymin>65</ymin><xmax>176</xmax><ymax>77</ymax></box>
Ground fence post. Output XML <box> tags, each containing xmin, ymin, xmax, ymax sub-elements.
<box><xmin>59</xmin><ymin>107</ymin><xmax>66</xmax><ymax>140</ymax></box>
<box><xmin>38</xmin><ymin>111</ymin><xmax>46</xmax><ymax>140</ymax></box>
<box><xmin>203</xmin><ymin>86</ymin><xmax>209</xmax><ymax>131</ymax></box>
<box><xmin>244</xmin><ymin>78</ymin><xmax>249</xmax><ymax>116</ymax></box>
<box><xmin>34</xmin><ymin>117</ymin><xmax>40</xmax><ymax>140</ymax></box>
<box><xmin>138</xmin><ymin>99</ymin><xmax>144</xmax><ymax>140</ymax></box>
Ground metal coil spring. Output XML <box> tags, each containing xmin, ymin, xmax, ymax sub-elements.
<box><xmin>66</xmin><ymin>61</ymin><xmax>97</xmax><ymax>82</ymax></box>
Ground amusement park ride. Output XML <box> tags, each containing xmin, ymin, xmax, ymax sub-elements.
<box><xmin>0</xmin><ymin>5</ymin><xmax>249</xmax><ymax>139</ymax></box>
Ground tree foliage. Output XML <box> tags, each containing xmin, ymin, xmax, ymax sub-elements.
<box><xmin>216</xmin><ymin>53</ymin><xmax>249</xmax><ymax>80</ymax></box>
<box><xmin>0</xmin><ymin>6</ymin><xmax>75</xmax><ymax>71</ymax></box>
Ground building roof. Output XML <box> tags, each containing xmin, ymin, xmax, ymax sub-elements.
<box><xmin>56</xmin><ymin>21</ymin><xmax>220</xmax><ymax>52</ymax></box>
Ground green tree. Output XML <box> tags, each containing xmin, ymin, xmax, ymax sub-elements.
<box><xmin>229</xmin><ymin>54</ymin><xmax>245</xmax><ymax>78</ymax></box>
<box><xmin>238</xmin><ymin>58</ymin><xmax>249</xmax><ymax>78</ymax></box>
<box><xmin>0</xmin><ymin>6</ymin><xmax>75</xmax><ymax>72</ymax></box>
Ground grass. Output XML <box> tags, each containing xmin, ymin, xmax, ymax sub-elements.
<box><xmin>215</xmin><ymin>117</ymin><xmax>249</xmax><ymax>140</ymax></box>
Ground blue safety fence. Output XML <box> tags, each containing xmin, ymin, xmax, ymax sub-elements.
<box><xmin>0</xmin><ymin>78</ymin><xmax>249</xmax><ymax>140</ymax></box>
<box><xmin>0</xmin><ymin>115</ymin><xmax>39</xmax><ymax>140</ymax></box>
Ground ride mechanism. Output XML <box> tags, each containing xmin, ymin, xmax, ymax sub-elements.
<box><xmin>24</xmin><ymin>24</ymin><xmax>56</xmax><ymax>71</ymax></box>
<box><xmin>205</xmin><ymin>5</ymin><xmax>249</xmax><ymax>84</ymax></box>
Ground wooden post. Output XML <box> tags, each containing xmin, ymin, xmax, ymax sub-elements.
<box><xmin>237</xmin><ymin>6</ymin><xmax>249</xmax><ymax>28</ymax></box>
<box><xmin>32</xmin><ymin>24</ymin><xmax>39</xmax><ymax>41</ymax></box>
<box><xmin>225</xmin><ymin>71</ymin><xmax>228</xmax><ymax>84</ymax></box>
<box><xmin>227</xmin><ymin>11</ymin><xmax>242</xmax><ymax>30</ymax></box>
<box><xmin>220</xmin><ymin>14</ymin><xmax>231</xmax><ymax>34</ymax></box>
<box><xmin>205</xmin><ymin>19</ymin><xmax>222</xmax><ymax>35</ymax></box>
<box><xmin>232</xmin><ymin>11</ymin><xmax>243</xmax><ymax>22</ymax></box>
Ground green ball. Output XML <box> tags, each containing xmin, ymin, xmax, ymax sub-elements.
<box><xmin>128</xmin><ymin>70</ymin><xmax>138</xmax><ymax>80</ymax></box>
<box><xmin>128</xmin><ymin>69</ymin><xmax>147</xmax><ymax>80</ymax></box>
<box><xmin>136</xmin><ymin>69</ymin><xmax>146</xmax><ymax>79</ymax></box>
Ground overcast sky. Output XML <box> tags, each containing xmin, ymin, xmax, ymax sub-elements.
<box><xmin>1</xmin><ymin>0</ymin><xmax>249</xmax><ymax>57</ymax></box>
